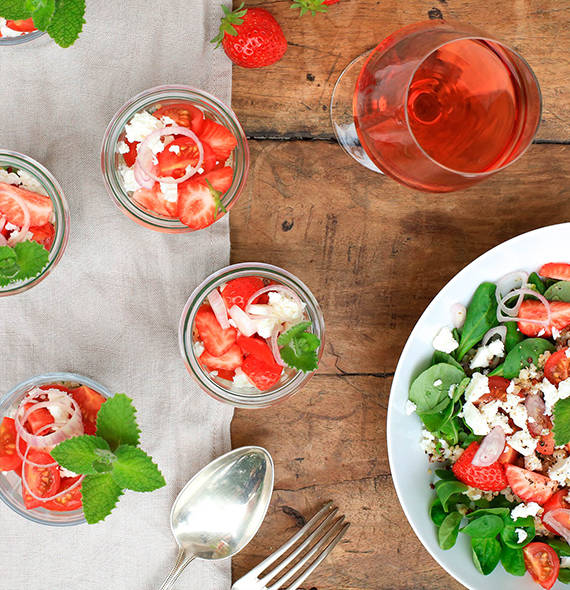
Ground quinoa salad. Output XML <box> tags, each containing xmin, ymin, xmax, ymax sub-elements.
<box><xmin>407</xmin><ymin>262</ymin><xmax>570</xmax><ymax>589</ymax></box>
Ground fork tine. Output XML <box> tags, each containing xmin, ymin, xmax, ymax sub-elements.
<box><xmin>246</xmin><ymin>502</ymin><xmax>335</xmax><ymax>578</ymax></box>
<box><xmin>266</xmin><ymin>517</ymin><xmax>348</xmax><ymax>590</ymax></box>
<box><xmin>259</xmin><ymin>508</ymin><xmax>339</xmax><ymax>585</ymax></box>
<box><xmin>285</xmin><ymin>521</ymin><xmax>350</xmax><ymax>590</ymax></box>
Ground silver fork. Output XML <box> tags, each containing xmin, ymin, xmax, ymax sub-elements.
<box><xmin>232</xmin><ymin>502</ymin><xmax>350</xmax><ymax>590</ymax></box>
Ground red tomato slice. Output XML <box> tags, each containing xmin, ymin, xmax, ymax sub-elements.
<box><xmin>473</xmin><ymin>376</ymin><xmax>510</xmax><ymax>406</ymax></box>
<box><xmin>0</xmin><ymin>182</ymin><xmax>53</xmax><ymax>227</ymax></box>
<box><xmin>5</xmin><ymin>18</ymin><xmax>36</xmax><ymax>32</ymax></box>
<box><xmin>153</xmin><ymin>103</ymin><xmax>205</xmax><ymax>134</ymax></box>
<box><xmin>30</xmin><ymin>222</ymin><xmax>55</xmax><ymax>250</ymax></box>
<box><xmin>44</xmin><ymin>477</ymin><xmax>83</xmax><ymax>511</ymax></box>
<box><xmin>23</xmin><ymin>450</ymin><xmax>60</xmax><ymax>500</ymax></box>
<box><xmin>542</xmin><ymin>489</ymin><xmax>570</xmax><ymax>534</ymax></box>
<box><xmin>0</xmin><ymin>417</ymin><xmax>23</xmax><ymax>471</ymax></box>
<box><xmin>544</xmin><ymin>348</ymin><xmax>570</xmax><ymax>385</ymax></box>
<box><xmin>70</xmin><ymin>386</ymin><xmax>106</xmax><ymax>435</ymax></box>
<box><xmin>122</xmin><ymin>139</ymin><xmax>139</xmax><ymax>167</ymax></box>
<box><xmin>24</xmin><ymin>402</ymin><xmax>54</xmax><ymax>435</ymax></box>
<box><xmin>523</xmin><ymin>542</ymin><xmax>560</xmax><ymax>589</ymax></box>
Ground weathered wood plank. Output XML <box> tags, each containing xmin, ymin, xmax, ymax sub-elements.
<box><xmin>231</xmin><ymin>0</ymin><xmax>570</xmax><ymax>141</ymax></box>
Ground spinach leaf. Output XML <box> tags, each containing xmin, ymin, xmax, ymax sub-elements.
<box><xmin>467</xmin><ymin>507</ymin><xmax>510</xmax><ymax>520</ymax></box>
<box><xmin>559</xmin><ymin>569</ymin><xmax>570</xmax><ymax>584</ymax></box>
<box><xmin>548</xmin><ymin>539</ymin><xmax>570</xmax><ymax>557</ymax></box>
<box><xmin>461</xmin><ymin>514</ymin><xmax>505</xmax><ymax>538</ymax></box>
<box><xmin>432</xmin><ymin>350</ymin><xmax>463</xmax><ymax>371</ymax></box>
<box><xmin>500</xmin><ymin>515</ymin><xmax>535</xmax><ymax>549</ymax></box>
<box><xmin>409</xmin><ymin>364</ymin><xmax>465</xmax><ymax>414</ymax></box>
<box><xmin>439</xmin><ymin>416</ymin><xmax>460</xmax><ymax>446</ymax></box>
<box><xmin>500</xmin><ymin>545</ymin><xmax>526</xmax><ymax>576</ymax></box>
<box><xmin>505</xmin><ymin>321</ymin><xmax>524</xmax><ymax>353</ymax></box>
<box><xmin>435</xmin><ymin>479</ymin><xmax>468</xmax><ymax>511</ymax></box>
<box><xmin>528</xmin><ymin>272</ymin><xmax>546</xmax><ymax>295</ymax></box>
<box><xmin>457</xmin><ymin>282</ymin><xmax>498</xmax><ymax>361</ymax></box>
<box><xmin>544</xmin><ymin>281</ymin><xmax>570</xmax><ymax>302</ymax></box>
<box><xmin>429</xmin><ymin>497</ymin><xmax>447</xmax><ymax>526</ymax></box>
<box><xmin>471</xmin><ymin>537</ymin><xmax>502</xmax><ymax>575</ymax></box>
<box><xmin>496</xmin><ymin>338</ymin><xmax>555</xmax><ymax>379</ymax></box>
<box><xmin>452</xmin><ymin>377</ymin><xmax>470</xmax><ymax>403</ymax></box>
<box><xmin>459</xmin><ymin>431</ymin><xmax>481</xmax><ymax>448</ymax></box>
<box><xmin>438</xmin><ymin>511</ymin><xmax>463</xmax><ymax>550</ymax></box>
<box><xmin>435</xmin><ymin>469</ymin><xmax>456</xmax><ymax>481</ymax></box>
<box><xmin>419</xmin><ymin>399</ymin><xmax>453</xmax><ymax>432</ymax></box>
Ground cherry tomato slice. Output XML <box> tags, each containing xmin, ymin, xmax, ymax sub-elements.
<box><xmin>23</xmin><ymin>450</ymin><xmax>60</xmax><ymax>500</ymax></box>
<box><xmin>29</xmin><ymin>223</ymin><xmax>56</xmax><ymax>250</ymax></box>
<box><xmin>0</xmin><ymin>417</ymin><xmax>23</xmax><ymax>471</ymax></box>
<box><xmin>523</xmin><ymin>542</ymin><xmax>560</xmax><ymax>590</ymax></box>
<box><xmin>153</xmin><ymin>103</ymin><xmax>204</xmax><ymax>134</ymax></box>
<box><xmin>544</xmin><ymin>347</ymin><xmax>570</xmax><ymax>385</ymax></box>
<box><xmin>122</xmin><ymin>139</ymin><xmax>139</xmax><ymax>167</ymax></box>
<box><xmin>5</xmin><ymin>18</ymin><xmax>36</xmax><ymax>32</ymax></box>
<box><xmin>44</xmin><ymin>477</ymin><xmax>83</xmax><ymax>511</ymax></box>
<box><xmin>542</xmin><ymin>489</ymin><xmax>570</xmax><ymax>534</ymax></box>
<box><xmin>70</xmin><ymin>385</ymin><xmax>106</xmax><ymax>435</ymax></box>
<box><xmin>23</xmin><ymin>402</ymin><xmax>54</xmax><ymax>435</ymax></box>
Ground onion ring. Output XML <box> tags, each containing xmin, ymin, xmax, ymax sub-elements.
<box><xmin>482</xmin><ymin>326</ymin><xmax>507</xmax><ymax>346</ymax></box>
<box><xmin>207</xmin><ymin>289</ymin><xmax>230</xmax><ymax>330</ymax></box>
<box><xmin>472</xmin><ymin>426</ymin><xmax>505</xmax><ymax>466</ymax></box>
<box><xmin>269</xmin><ymin>329</ymin><xmax>286</xmax><ymax>367</ymax></box>
<box><xmin>228</xmin><ymin>304</ymin><xmax>257</xmax><ymax>337</ymax></box>
<box><xmin>497</xmin><ymin>288</ymin><xmax>552</xmax><ymax>326</ymax></box>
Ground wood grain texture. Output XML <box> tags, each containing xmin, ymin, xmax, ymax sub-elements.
<box><xmin>230</xmin><ymin>141</ymin><xmax>569</xmax><ymax>587</ymax></box>
<box><xmin>231</xmin><ymin>0</ymin><xmax>570</xmax><ymax>142</ymax></box>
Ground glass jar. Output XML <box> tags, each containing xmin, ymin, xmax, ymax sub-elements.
<box><xmin>179</xmin><ymin>263</ymin><xmax>325</xmax><ymax>409</ymax></box>
<box><xmin>0</xmin><ymin>372</ymin><xmax>112</xmax><ymax>526</ymax></box>
<box><xmin>0</xmin><ymin>29</ymin><xmax>44</xmax><ymax>46</ymax></box>
<box><xmin>0</xmin><ymin>150</ymin><xmax>69</xmax><ymax>296</ymax></box>
<box><xmin>100</xmin><ymin>85</ymin><xmax>249</xmax><ymax>233</ymax></box>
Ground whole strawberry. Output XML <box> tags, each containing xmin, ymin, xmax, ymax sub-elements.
<box><xmin>212</xmin><ymin>3</ymin><xmax>287</xmax><ymax>69</ymax></box>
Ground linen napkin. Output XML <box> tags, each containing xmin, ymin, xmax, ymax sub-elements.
<box><xmin>0</xmin><ymin>2</ymin><xmax>234</xmax><ymax>589</ymax></box>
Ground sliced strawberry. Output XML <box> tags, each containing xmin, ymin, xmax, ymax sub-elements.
<box><xmin>452</xmin><ymin>442</ymin><xmax>508</xmax><ymax>491</ymax></box>
<box><xmin>132</xmin><ymin>186</ymin><xmax>178</xmax><ymax>218</ymax></box>
<box><xmin>505</xmin><ymin>464</ymin><xmax>558</xmax><ymax>504</ymax></box>
<box><xmin>237</xmin><ymin>335</ymin><xmax>275</xmax><ymax>365</ymax></box>
<box><xmin>200</xmin><ymin>344</ymin><xmax>243</xmax><ymax>371</ymax></box>
<box><xmin>537</xmin><ymin>431</ymin><xmax>555</xmax><ymax>456</ymax></box>
<box><xmin>153</xmin><ymin>103</ymin><xmax>205</xmax><ymax>134</ymax></box>
<box><xmin>177</xmin><ymin>182</ymin><xmax>221</xmax><ymax>230</ymax></box>
<box><xmin>0</xmin><ymin>182</ymin><xmax>53</xmax><ymax>227</ymax></box>
<box><xmin>198</xmin><ymin>119</ymin><xmax>237</xmax><ymax>163</ymax></box>
<box><xmin>241</xmin><ymin>355</ymin><xmax>283</xmax><ymax>391</ymax></box>
<box><xmin>542</xmin><ymin>489</ymin><xmax>570</xmax><ymax>534</ymax></box>
<box><xmin>540</xmin><ymin>263</ymin><xmax>570</xmax><ymax>281</ymax></box>
<box><xmin>222</xmin><ymin>277</ymin><xmax>265</xmax><ymax>310</ymax></box>
<box><xmin>122</xmin><ymin>139</ymin><xmax>139</xmax><ymax>167</ymax></box>
<box><xmin>499</xmin><ymin>443</ymin><xmax>519</xmax><ymax>465</ymax></box>
<box><xmin>473</xmin><ymin>376</ymin><xmax>510</xmax><ymax>407</ymax></box>
<box><xmin>192</xmin><ymin>166</ymin><xmax>234</xmax><ymax>193</ymax></box>
<box><xmin>216</xmin><ymin>369</ymin><xmax>236</xmax><ymax>380</ymax></box>
<box><xmin>29</xmin><ymin>223</ymin><xmax>55</xmax><ymax>250</ymax></box>
<box><xmin>195</xmin><ymin>306</ymin><xmax>237</xmax><ymax>356</ymax></box>
<box><xmin>518</xmin><ymin>300</ymin><xmax>570</xmax><ymax>337</ymax></box>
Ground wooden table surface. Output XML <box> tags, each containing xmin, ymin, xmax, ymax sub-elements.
<box><xmin>228</xmin><ymin>1</ymin><xmax>570</xmax><ymax>588</ymax></box>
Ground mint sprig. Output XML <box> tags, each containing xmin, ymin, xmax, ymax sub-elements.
<box><xmin>0</xmin><ymin>241</ymin><xmax>49</xmax><ymax>287</ymax></box>
<box><xmin>553</xmin><ymin>398</ymin><xmax>570</xmax><ymax>446</ymax></box>
<box><xmin>0</xmin><ymin>0</ymin><xmax>85</xmax><ymax>47</ymax></box>
<box><xmin>51</xmin><ymin>394</ymin><xmax>166</xmax><ymax>524</ymax></box>
<box><xmin>277</xmin><ymin>321</ymin><xmax>320</xmax><ymax>372</ymax></box>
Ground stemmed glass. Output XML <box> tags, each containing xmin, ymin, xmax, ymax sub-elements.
<box><xmin>330</xmin><ymin>20</ymin><xmax>542</xmax><ymax>192</ymax></box>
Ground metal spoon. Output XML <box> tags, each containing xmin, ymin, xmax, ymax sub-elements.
<box><xmin>158</xmin><ymin>446</ymin><xmax>274</xmax><ymax>590</ymax></box>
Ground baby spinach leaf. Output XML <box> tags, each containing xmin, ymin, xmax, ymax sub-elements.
<box><xmin>559</xmin><ymin>569</ymin><xmax>570</xmax><ymax>584</ymax></box>
<box><xmin>435</xmin><ymin>479</ymin><xmax>468</xmax><ymax>512</ymax></box>
<box><xmin>528</xmin><ymin>272</ymin><xmax>546</xmax><ymax>295</ymax></box>
<box><xmin>548</xmin><ymin>539</ymin><xmax>570</xmax><ymax>557</ymax></box>
<box><xmin>505</xmin><ymin>321</ymin><xmax>524</xmax><ymax>353</ymax></box>
<box><xmin>498</xmin><ymin>338</ymin><xmax>555</xmax><ymax>379</ymax></box>
<box><xmin>435</xmin><ymin>469</ymin><xmax>456</xmax><ymax>481</ymax></box>
<box><xmin>452</xmin><ymin>377</ymin><xmax>470</xmax><ymax>403</ymax></box>
<box><xmin>471</xmin><ymin>537</ymin><xmax>502</xmax><ymax>575</ymax></box>
<box><xmin>457</xmin><ymin>282</ymin><xmax>498</xmax><ymax>361</ymax></box>
<box><xmin>500</xmin><ymin>545</ymin><xmax>526</xmax><ymax>576</ymax></box>
<box><xmin>439</xmin><ymin>416</ymin><xmax>460</xmax><ymax>446</ymax></box>
<box><xmin>438</xmin><ymin>511</ymin><xmax>463</xmax><ymax>550</ymax></box>
<box><xmin>500</xmin><ymin>516</ymin><xmax>535</xmax><ymax>549</ymax></box>
<box><xmin>429</xmin><ymin>497</ymin><xmax>447</xmax><ymax>526</ymax></box>
<box><xmin>466</xmin><ymin>507</ymin><xmax>510</xmax><ymax>520</ymax></box>
<box><xmin>461</xmin><ymin>514</ymin><xmax>505</xmax><ymax>538</ymax></box>
<box><xmin>432</xmin><ymin>350</ymin><xmax>463</xmax><ymax>371</ymax></box>
<box><xmin>409</xmin><ymin>364</ymin><xmax>465</xmax><ymax>414</ymax></box>
<box><xmin>418</xmin><ymin>399</ymin><xmax>453</xmax><ymax>432</ymax></box>
<box><xmin>544</xmin><ymin>281</ymin><xmax>570</xmax><ymax>302</ymax></box>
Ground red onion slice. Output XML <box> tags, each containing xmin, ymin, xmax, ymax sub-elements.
<box><xmin>451</xmin><ymin>303</ymin><xmax>467</xmax><ymax>329</ymax></box>
<box><xmin>134</xmin><ymin>125</ymin><xmax>203</xmax><ymax>187</ymax></box>
<box><xmin>228</xmin><ymin>304</ymin><xmax>257</xmax><ymax>337</ymax></box>
<box><xmin>482</xmin><ymin>326</ymin><xmax>507</xmax><ymax>346</ymax></box>
<box><xmin>269</xmin><ymin>329</ymin><xmax>286</xmax><ymax>367</ymax></box>
<box><xmin>525</xmin><ymin>393</ymin><xmax>547</xmax><ymax>437</ymax></box>
<box><xmin>207</xmin><ymin>289</ymin><xmax>230</xmax><ymax>330</ymax></box>
<box><xmin>6</xmin><ymin>192</ymin><xmax>30</xmax><ymax>246</ymax></box>
<box><xmin>543</xmin><ymin>509</ymin><xmax>570</xmax><ymax>545</ymax></box>
<box><xmin>496</xmin><ymin>271</ymin><xmax>529</xmax><ymax>304</ymax></box>
<box><xmin>497</xmin><ymin>288</ymin><xmax>552</xmax><ymax>327</ymax></box>
<box><xmin>245</xmin><ymin>285</ymin><xmax>304</xmax><ymax>313</ymax></box>
<box><xmin>472</xmin><ymin>426</ymin><xmax>506</xmax><ymax>466</ymax></box>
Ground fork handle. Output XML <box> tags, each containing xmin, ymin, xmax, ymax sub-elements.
<box><xmin>158</xmin><ymin>548</ymin><xmax>196</xmax><ymax>590</ymax></box>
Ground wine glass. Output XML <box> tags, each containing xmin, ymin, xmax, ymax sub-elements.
<box><xmin>330</xmin><ymin>20</ymin><xmax>541</xmax><ymax>193</ymax></box>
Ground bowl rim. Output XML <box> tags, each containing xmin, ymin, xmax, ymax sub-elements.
<box><xmin>387</xmin><ymin>222</ymin><xmax>570</xmax><ymax>589</ymax></box>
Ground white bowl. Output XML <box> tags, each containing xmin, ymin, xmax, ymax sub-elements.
<box><xmin>387</xmin><ymin>223</ymin><xmax>570</xmax><ymax>590</ymax></box>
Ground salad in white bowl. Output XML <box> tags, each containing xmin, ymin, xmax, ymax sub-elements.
<box><xmin>388</xmin><ymin>224</ymin><xmax>570</xmax><ymax>590</ymax></box>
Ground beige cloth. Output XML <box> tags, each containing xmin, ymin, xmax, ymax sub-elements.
<box><xmin>0</xmin><ymin>2</ymin><xmax>234</xmax><ymax>588</ymax></box>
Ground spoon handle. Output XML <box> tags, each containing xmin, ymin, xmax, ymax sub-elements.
<box><xmin>158</xmin><ymin>549</ymin><xmax>196</xmax><ymax>590</ymax></box>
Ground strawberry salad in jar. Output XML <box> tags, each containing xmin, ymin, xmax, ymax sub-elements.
<box><xmin>0</xmin><ymin>17</ymin><xmax>36</xmax><ymax>39</ymax></box>
<box><xmin>407</xmin><ymin>262</ymin><xmax>570</xmax><ymax>589</ymax></box>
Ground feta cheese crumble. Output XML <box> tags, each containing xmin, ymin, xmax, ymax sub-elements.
<box><xmin>405</xmin><ymin>400</ymin><xmax>417</xmax><ymax>415</ymax></box>
<box><xmin>515</xmin><ymin>528</ymin><xmax>528</xmax><ymax>544</ymax></box>
<box><xmin>233</xmin><ymin>367</ymin><xmax>255</xmax><ymax>389</ymax></box>
<box><xmin>511</xmin><ymin>502</ymin><xmax>542</xmax><ymax>520</ymax></box>
<box><xmin>119</xmin><ymin>165</ymin><xmax>141</xmax><ymax>193</ymax></box>
<box><xmin>548</xmin><ymin>456</ymin><xmax>570</xmax><ymax>487</ymax></box>
<box><xmin>159</xmin><ymin>182</ymin><xmax>178</xmax><ymax>203</ymax></box>
<box><xmin>432</xmin><ymin>327</ymin><xmax>458</xmax><ymax>354</ymax></box>
<box><xmin>464</xmin><ymin>373</ymin><xmax>490</xmax><ymax>404</ymax></box>
<box><xmin>124</xmin><ymin>111</ymin><xmax>164</xmax><ymax>143</ymax></box>
<box><xmin>469</xmin><ymin>339</ymin><xmax>504</xmax><ymax>370</ymax></box>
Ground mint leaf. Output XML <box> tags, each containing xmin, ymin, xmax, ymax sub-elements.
<box><xmin>278</xmin><ymin>321</ymin><xmax>320</xmax><ymax>372</ymax></box>
<box><xmin>96</xmin><ymin>394</ymin><xmax>140</xmax><ymax>451</ymax></box>
<box><xmin>0</xmin><ymin>241</ymin><xmax>49</xmax><ymax>287</ymax></box>
<box><xmin>46</xmin><ymin>0</ymin><xmax>85</xmax><ymax>47</ymax></box>
<box><xmin>0</xmin><ymin>0</ymin><xmax>33</xmax><ymax>19</ymax></box>
<box><xmin>553</xmin><ymin>398</ymin><xmax>570</xmax><ymax>446</ymax></box>
<box><xmin>81</xmin><ymin>473</ymin><xmax>123</xmax><ymax>524</ymax></box>
<box><xmin>27</xmin><ymin>0</ymin><xmax>55</xmax><ymax>30</ymax></box>
<box><xmin>0</xmin><ymin>247</ymin><xmax>19</xmax><ymax>279</ymax></box>
<box><xmin>51</xmin><ymin>435</ymin><xmax>109</xmax><ymax>474</ymax></box>
<box><xmin>111</xmin><ymin>445</ymin><xmax>166</xmax><ymax>492</ymax></box>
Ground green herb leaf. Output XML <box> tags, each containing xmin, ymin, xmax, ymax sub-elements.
<box><xmin>435</xmin><ymin>479</ymin><xmax>468</xmax><ymax>512</ymax></box>
<box><xmin>438</xmin><ymin>511</ymin><xmax>463</xmax><ymax>550</ymax></box>
<box><xmin>0</xmin><ymin>0</ymin><xmax>32</xmax><ymax>19</ymax></box>
<box><xmin>409</xmin><ymin>363</ymin><xmax>465</xmax><ymax>415</ymax></box>
<box><xmin>96</xmin><ymin>393</ymin><xmax>140</xmax><ymax>451</ymax></box>
<box><xmin>278</xmin><ymin>321</ymin><xmax>320</xmax><ymax>372</ymax></box>
<box><xmin>432</xmin><ymin>350</ymin><xmax>463</xmax><ymax>371</ymax></box>
<box><xmin>544</xmin><ymin>281</ymin><xmax>570</xmax><ymax>302</ymax></box>
<box><xmin>559</xmin><ymin>569</ymin><xmax>570</xmax><ymax>584</ymax></box>
<box><xmin>111</xmin><ymin>445</ymin><xmax>166</xmax><ymax>492</ymax></box>
<box><xmin>461</xmin><ymin>514</ymin><xmax>504</xmax><ymax>538</ymax></box>
<box><xmin>435</xmin><ymin>469</ymin><xmax>457</xmax><ymax>481</ymax></box>
<box><xmin>471</xmin><ymin>537</ymin><xmax>502</xmax><ymax>575</ymax></box>
<box><xmin>0</xmin><ymin>241</ymin><xmax>50</xmax><ymax>287</ymax></box>
<box><xmin>491</xmin><ymin>338</ymin><xmax>555</xmax><ymax>379</ymax></box>
<box><xmin>46</xmin><ymin>0</ymin><xmax>85</xmax><ymax>47</ymax></box>
<box><xmin>51</xmin><ymin>435</ymin><xmax>110</xmax><ymax>474</ymax></box>
<box><xmin>553</xmin><ymin>398</ymin><xmax>570</xmax><ymax>446</ymax></box>
<box><xmin>27</xmin><ymin>0</ymin><xmax>55</xmax><ymax>30</ymax></box>
<box><xmin>0</xmin><ymin>247</ymin><xmax>19</xmax><ymax>279</ymax></box>
<box><xmin>429</xmin><ymin>497</ymin><xmax>447</xmax><ymax>526</ymax></box>
<box><xmin>500</xmin><ymin>545</ymin><xmax>526</xmax><ymax>576</ymax></box>
<box><xmin>457</xmin><ymin>282</ymin><xmax>499</xmax><ymax>360</ymax></box>
<box><xmin>81</xmin><ymin>473</ymin><xmax>123</xmax><ymax>524</ymax></box>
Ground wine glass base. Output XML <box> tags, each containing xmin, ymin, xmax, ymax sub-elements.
<box><xmin>330</xmin><ymin>50</ymin><xmax>383</xmax><ymax>174</ymax></box>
